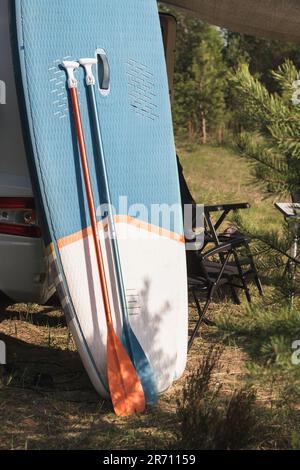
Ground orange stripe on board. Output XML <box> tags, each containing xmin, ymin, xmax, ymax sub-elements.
<box><xmin>57</xmin><ymin>226</ymin><xmax>92</xmax><ymax>249</ymax></box>
<box><xmin>57</xmin><ymin>216</ymin><xmax>184</xmax><ymax>249</ymax></box>
<box><xmin>115</xmin><ymin>215</ymin><xmax>185</xmax><ymax>243</ymax></box>
<box><xmin>57</xmin><ymin>219</ymin><xmax>109</xmax><ymax>249</ymax></box>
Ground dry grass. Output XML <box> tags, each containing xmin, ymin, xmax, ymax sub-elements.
<box><xmin>176</xmin><ymin>346</ymin><xmax>258</xmax><ymax>450</ymax></box>
<box><xmin>1</xmin><ymin>293</ymin><xmax>299</xmax><ymax>450</ymax></box>
<box><xmin>0</xmin><ymin>295</ymin><xmax>252</xmax><ymax>450</ymax></box>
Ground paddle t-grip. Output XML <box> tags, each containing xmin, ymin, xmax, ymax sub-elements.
<box><xmin>62</xmin><ymin>61</ymin><xmax>80</xmax><ymax>89</ymax></box>
<box><xmin>79</xmin><ymin>58</ymin><xmax>97</xmax><ymax>86</ymax></box>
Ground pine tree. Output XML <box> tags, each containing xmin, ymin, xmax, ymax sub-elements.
<box><xmin>191</xmin><ymin>27</ymin><xmax>227</xmax><ymax>144</ymax></box>
<box><xmin>230</xmin><ymin>61</ymin><xmax>300</xmax><ymax>302</ymax></box>
<box><xmin>168</xmin><ymin>12</ymin><xmax>228</xmax><ymax>143</ymax></box>
<box><xmin>225</xmin><ymin>32</ymin><xmax>300</xmax><ymax>92</ymax></box>
<box><xmin>231</xmin><ymin>61</ymin><xmax>300</xmax><ymax>199</ymax></box>
<box><xmin>171</xmin><ymin>14</ymin><xmax>208</xmax><ymax>140</ymax></box>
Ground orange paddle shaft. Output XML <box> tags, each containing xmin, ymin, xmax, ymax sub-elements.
<box><xmin>70</xmin><ymin>87</ymin><xmax>113</xmax><ymax>327</ymax></box>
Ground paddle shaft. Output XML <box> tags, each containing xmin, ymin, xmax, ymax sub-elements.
<box><xmin>86</xmin><ymin>85</ymin><xmax>132</xmax><ymax>335</ymax></box>
<box><xmin>70</xmin><ymin>87</ymin><xmax>113</xmax><ymax>328</ymax></box>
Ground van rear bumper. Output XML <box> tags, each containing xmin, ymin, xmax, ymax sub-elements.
<box><xmin>0</xmin><ymin>234</ymin><xmax>55</xmax><ymax>303</ymax></box>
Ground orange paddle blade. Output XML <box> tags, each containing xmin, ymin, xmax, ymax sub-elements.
<box><xmin>107</xmin><ymin>328</ymin><xmax>145</xmax><ymax>417</ymax></box>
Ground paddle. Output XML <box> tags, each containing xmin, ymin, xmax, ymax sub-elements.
<box><xmin>79</xmin><ymin>57</ymin><xmax>158</xmax><ymax>405</ymax></box>
<box><xmin>62</xmin><ymin>61</ymin><xmax>145</xmax><ymax>416</ymax></box>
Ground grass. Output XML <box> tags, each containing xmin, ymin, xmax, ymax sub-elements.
<box><xmin>178</xmin><ymin>141</ymin><xmax>300</xmax><ymax>447</ymax></box>
<box><xmin>177</xmin><ymin>142</ymin><xmax>282</xmax><ymax>232</ymax></box>
<box><xmin>176</xmin><ymin>346</ymin><xmax>259</xmax><ymax>450</ymax></box>
<box><xmin>1</xmin><ymin>142</ymin><xmax>300</xmax><ymax>449</ymax></box>
<box><xmin>0</xmin><ymin>300</ymin><xmax>180</xmax><ymax>450</ymax></box>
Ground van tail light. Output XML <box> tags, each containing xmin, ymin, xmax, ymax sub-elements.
<box><xmin>0</xmin><ymin>197</ymin><xmax>42</xmax><ymax>238</ymax></box>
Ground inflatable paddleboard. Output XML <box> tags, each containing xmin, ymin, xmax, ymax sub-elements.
<box><xmin>11</xmin><ymin>0</ymin><xmax>188</xmax><ymax>398</ymax></box>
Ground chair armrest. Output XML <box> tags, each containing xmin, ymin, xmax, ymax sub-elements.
<box><xmin>218</xmin><ymin>234</ymin><xmax>251</xmax><ymax>243</ymax></box>
<box><xmin>201</xmin><ymin>239</ymin><xmax>245</xmax><ymax>260</ymax></box>
<box><xmin>204</xmin><ymin>202</ymin><xmax>250</xmax><ymax>213</ymax></box>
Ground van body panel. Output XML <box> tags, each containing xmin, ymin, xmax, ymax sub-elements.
<box><xmin>0</xmin><ymin>0</ymin><xmax>53</xmax><ymax>302</ymax></box>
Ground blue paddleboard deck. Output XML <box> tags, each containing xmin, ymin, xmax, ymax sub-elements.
<box><xmin>12</xmin><ymin>0</ymin><xmax>188</xmax><ymax>398</ymax></box>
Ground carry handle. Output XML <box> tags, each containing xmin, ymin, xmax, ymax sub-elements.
<box><xmin>96</xmin><ymin>48</ymin><xmax>110</xmax><ymax>92</ymax></box>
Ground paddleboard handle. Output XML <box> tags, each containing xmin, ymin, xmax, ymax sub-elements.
<box><xmin>79</xmin><ymin>58</ymin><xmax>97</xmax><ymax>86</ymax></box>
<box><xmin>62</xmin><ymin>61</ymin><xmax>80</xmax><ymax>89</ymax></box>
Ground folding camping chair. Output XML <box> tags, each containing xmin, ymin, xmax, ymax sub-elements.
<box><xmin>187</xmin><ymin>238</ymin><xmax>248</xmax><ymax>349</ymax></box>
<box><xmin>176</xmin><ymin>156</ymin><xmax>263</xmax><ymax>303</ymax></box>
<box><xmin>204</xmin><ymin>203</ymin><xmax>263</xmax><ymax>299</ymax></box>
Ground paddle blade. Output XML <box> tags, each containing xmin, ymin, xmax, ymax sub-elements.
<box><xmin>122</xmin><ymin>328</ymin><xmax>158</xmax><ymax>405</ymax></box>
<box><xmin>107</xmin><ymin>327</ymin><xmax>145</xmax><ymax>416</ymax></box>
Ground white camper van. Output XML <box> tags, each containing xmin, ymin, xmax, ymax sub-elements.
<box><xmin>0</xmin><ymin>0</ymin><xmax>176</xmax><ymax>303</ymax></box>
<box><xmin>0</xmin><ymin>0</ymin><xmax>55</xmax><ymax>302</ymax></box>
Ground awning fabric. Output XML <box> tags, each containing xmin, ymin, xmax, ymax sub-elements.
<box><xmin>161</xmin><ymin>1</ymin><xmax>300</xmax><ymax>42</ymax></box>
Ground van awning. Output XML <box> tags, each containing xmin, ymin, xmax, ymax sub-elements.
<box><xmin>161</xmin><ymin>0</ymin><xmax>300</xmax><ymax>42</ymax></box>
